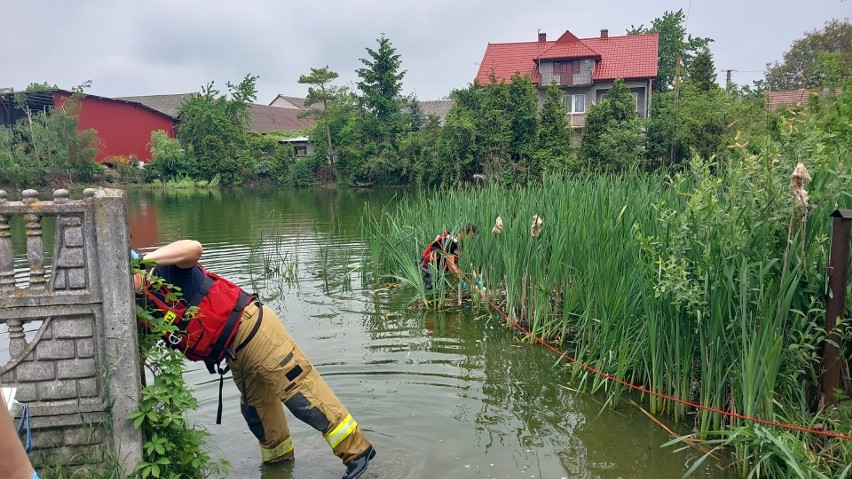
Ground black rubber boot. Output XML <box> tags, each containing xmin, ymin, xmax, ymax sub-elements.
<box><xmin>342</xmin><ymin>446</ymin><xmax>376</xmax><ymax>479</ymax></box>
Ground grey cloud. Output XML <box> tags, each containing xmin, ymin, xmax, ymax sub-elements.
<box><xmin>4</xmin><ymin>0</ymin><xmax>850</xmax><ymax>102</ymax></box>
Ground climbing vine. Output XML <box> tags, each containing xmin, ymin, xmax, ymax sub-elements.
<box><xmin>129</xmin><ymin>261</ymin><xmax>229</xmax><ymax>479</ymax></box>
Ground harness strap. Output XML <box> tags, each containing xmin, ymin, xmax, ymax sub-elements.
<box><xmin>234</xmin><ymin>301</ymin><xmax>263</xmax><ymax>356</ymax></box>
<box><xmin>16</xmin><ymin>403</ymin><xmax>32</xmax><ymax>454</ymax></box>
<box><xmin>212</xmin><ymin>292</ymin><xmax>253</xmax><ymax>357</ymax></box>
<box><xmin>212</xmin><ymin>297</ymin><xmax>260</xmax><ymax>425</ymax></box>
<box><xmin>187</xmin><ymin>276</ymin><xmax>214</xmax><ymax>308</ymax></box>
<box><xmin>215</xmin><ymin>363</ymin><xmax>229</xmax><ymax>425</ymax></box>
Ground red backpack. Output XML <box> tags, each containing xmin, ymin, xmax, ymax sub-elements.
<box><xmin>141</xmin><ymin>266</ymin><xmax>252</xmax><ymax>364</ymax></box>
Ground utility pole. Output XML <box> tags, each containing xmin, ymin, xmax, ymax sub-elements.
<box><xmin>724</xmin><ymin>69</ymin><xmax>735</xmax><ymax>92</ymax></box>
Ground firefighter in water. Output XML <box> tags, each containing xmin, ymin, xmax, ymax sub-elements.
<box><xmin>133</xmin><ymin>240</ymin><xmax>376</xmax><ymax>479</ymax></box>
<box><xmin>420</xmin><ymin>223</ymin><xmax>478</xmax><ymax>291</ymax></box>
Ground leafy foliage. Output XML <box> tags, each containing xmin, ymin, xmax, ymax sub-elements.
<box><xmin>0</xmin><ymin>96</ymin><xmax>99</xmax><ymax>186</ymax></box>
<box><xmin>765</xmin><ymin>19</ymin><xmax>852</xmax><ymax>90</ymax></box>
<box><xmin>131</xmin><ymin>262</ymin><xmax>229</xmax><ymax>479</ymax></box>
<box><xmin>579</xmin><ymin>78</ymin><xmax>645</xmax><ymax>169</ymax></box>
<box><xmin>628</xmin><ymin>9</ymin><xmax>713</xmax><ymax>91</ymax></box>
<box><xmin>177</xmin><ymin>75</ymin><xmax>258</xmax><ymax>185</ymax></box>
<box><xmin>536</xmin><ymin>81</ymin><xmax>573</xmax><ymax>173</ymax></box>
<box><xmin>354</xmin><ymin>34</ymin><xmax>407</xmax><ymax>179</ymax></box>
<box><xmin>145</xmin><ymin>131</ymin><xmax>195</xmax><ymax>181</ymax></box>
<box><xmin>687</xmin><ymin>47</ymin><xmax>717</xmax><ymax>92</ymax></box>
<box><xmin>298</xmin><ymin>66</ymin><xmax>341</xmax><ymax>167</ymax></box>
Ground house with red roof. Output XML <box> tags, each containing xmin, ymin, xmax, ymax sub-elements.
<box><xmin>476</xmin><ymin>29</ymin><xmax>659</xmax><ymax>127</ymax></box>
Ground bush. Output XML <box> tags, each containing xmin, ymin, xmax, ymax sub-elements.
<box><xmin>285</xmin><ymin>154</ymin><xmax>322</xmax><ymax>187</ymax></box>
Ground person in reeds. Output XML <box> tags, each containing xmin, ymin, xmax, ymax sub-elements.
<box><xmin>419</xmin><ymin>223</ymin><xmax>478</xmax><ymax>291</ymax></box>
<box><xmin>133</xmin><ymin>240</ymin><xmax>376</xmax><ymax>479</ymax></box>
<box><xmin>0</xmin><ymin>387</ymin><xmax>38</xmax><ymax>479</ymax></box>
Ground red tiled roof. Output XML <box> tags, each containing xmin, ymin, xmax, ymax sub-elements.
<box><xmin>539</xmin><ymin>41</ymin><xmax>601</xmax><ymax>60</ymax></box>
<box><xmin>475</xmin><ymin>31</ymin><xmax>658</xmax><ymax>85</ymax></box>
<box><xmin>476</xmin><ymin>42</ymin><xmax>547</xmax><ymax>84</ymax></box>
<box><xmin>763</xmin><ymin>89</ymin><xmax>844</xmax><ymax>111</ymax></box>
<box><xmin>584</xmin><ymin>34</ymin><xmax>658</xmax><ymax>80</ymax></box>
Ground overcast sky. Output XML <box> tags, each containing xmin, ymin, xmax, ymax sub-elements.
<box><xmin>4</xmin><ymin>1</ymin><xmax>850</xmax><ymax>103</ymax></box>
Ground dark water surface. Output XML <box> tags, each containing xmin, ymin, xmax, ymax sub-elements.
<box><xmin>8</xmin><ymin>187</ymin><xmax>734</xmax><ymax>479</ymax></box>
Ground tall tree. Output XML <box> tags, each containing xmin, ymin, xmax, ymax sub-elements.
<box><xmin>580</xmin><ymin>78</ymin><xmax>645</xmax><ymax>169</ymax></box>
<box><xmin>688</xmin><ymin>47</ymin><xmax>717</xmax><ymax>91</ymax></box>
<box><xmin>537</xmin><ymin>81</ymin><xmax>572</xmax><ymax>165</ymax></box>
<box><xmin>356</xmin><ymin>34</ymin><xmax>406</xmax><ymax>147</ymax></box>
<box><xmin>477</xmin><ymin>75</ymin><xmax>512</xmax><ymax>180</ymax></box>
<box><xmin>765</xmin><ymin>19</ymin><xmax>852</xmax><ymax>90</ymax></box>
<box><xmin>628</xmin><ymin>9</ymin><xmax>713</xmax><ymax>91</ymax></box>
<box><xmin>506</xmin><ymin>72</ymin><xmax>539</xmax><ymax>168</ymax></box>
<box><xmin>298</xmin><ymin>66</ymin><xmax>340</xmax><ymax>167</ymax></box>
<box><xmin>177</xmin><ymin>74</ymin><xmax>257</xmax><ymax>185</ymax></box>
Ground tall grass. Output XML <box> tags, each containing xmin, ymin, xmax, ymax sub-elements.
<box><xmin>361</xmin><ymin>115</ymin><xmax>852</xmax><ymax>476</ymax></box>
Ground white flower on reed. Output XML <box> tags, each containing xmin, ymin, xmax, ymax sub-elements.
<box><xmin>790</xmin><ymin>162</ymin><xmax>811</xmax><ymax>207</ymax></box>
<box><xmin>530</xmin><ymin>215</ymin><xmax>543</xmax><ymax>237</ymax></box>
<box><xmin>492</xmin><ymin>216</ymin><xmax>503</xmax><ymax>235</ymax></box>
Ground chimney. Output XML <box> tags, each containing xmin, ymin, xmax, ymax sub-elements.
<box><xmin>600</xmin><ymin>29</ymin><xmax>609</xmax><ymax>39</ymax></box>
<box><xmin>538</xmin><ymin>32</ymin><xmax>547</xmax><ymax>42</ymax></box>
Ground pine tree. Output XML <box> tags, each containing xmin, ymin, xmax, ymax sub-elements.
<box><xmin>299</xmin><ymin>66</ymin><xmax>341</xmax><ymax>167</ymax></box>
<box><xmin>688</xmin><ymin>48</ymin><xmax>717</xmax><ymax>91</ymax></box>
<box><xmin>579</xmin><ymin>78</ymin><xmax>644</xmax><ymax>169</ymax></box>
<box><xmin>538</xmin><ymin>82</ymin><xmax>571</xmax><ymax>161</ymax></box>
<box><xmin>356</xmin><ymin>34</ymin><xmax>406</xmax><ymax>146</ymax></box>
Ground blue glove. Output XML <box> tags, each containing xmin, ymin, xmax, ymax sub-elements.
<box><xmin>130</xmin><ymin>250</ymin><xmax>142</xmax><ymax>261</ymax></box>
<box><xmin>474</xmin><ymin>278</ymin><xmax>484</xmax><ymax>289</ymax></box>
<box><xmin>460</xmin><ymin>281</ymin><xmax>470</xmax><ymax>290</ymax></box>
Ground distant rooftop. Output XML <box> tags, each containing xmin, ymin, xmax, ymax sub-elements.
<box><xmin>117</xmin><ymin>93</ymin><xmax>196</xmax><ymax>118</ymax></box>
<box><xmin>764</xmin><ymin>88</ymin><xmax>841</xmax><ymax>111</ymax></box>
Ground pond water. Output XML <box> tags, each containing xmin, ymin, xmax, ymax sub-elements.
<box><xmin>7</xmin><ymin>187</ymin><xmax>734</xmax><ymax>479</ymax></box>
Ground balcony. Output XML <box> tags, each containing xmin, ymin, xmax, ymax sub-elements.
<box><xmin>539</xmin><ymin>70</ymin><xmax>593</xmax><ymax>87</ymax></box>
<box><xmin>567</xmin><ymin>113</ymin><xmax>586</xmax><ymax>128</ymax></box>
<box><xmin>572</xmin><ymin>71</ymin><xmax>592</xmax><ymax>85</ymax></box>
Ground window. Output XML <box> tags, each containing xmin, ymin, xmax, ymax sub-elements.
<box><xmin>294</xmin><ymin>145</ymin><xmax>307</xmax><ymax>157</ymax></box>
<box><xmin>596</xmin><ymin>89</ymin><xmax>642</xmax><ymax>112</ymax></box>
<box><xmin>581</xmin><ymin>59</ymin><xmax>594</xmax><ymax>71</ymax></box>
<box><xmin>564</xmin><ymin>94</ymin><xmax>586</xmax><ymax>113</ymax></box>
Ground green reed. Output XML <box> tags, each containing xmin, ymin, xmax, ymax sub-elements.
<box><xmin>361</xmin><ymin>127</ymin><xmax>851</xmax><ymax>475</ymax></box>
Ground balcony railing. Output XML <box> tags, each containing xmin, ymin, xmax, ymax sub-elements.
<box><xmin>567</xmin><ymin>113</ymin><xmax>586</xmax><ymax>127</ymax></box>
<box><xmin>572</xmin><ymin>71</ymin><xmax>592</xmax><ymax>85</ymax></box>
<box><xmin>539</xmin><ymin>73</ymin><xmax>560</xmax><ymax>86</ymax></box>
<box><xmin>539</xmin><ymin>70</ymin><xmax>593</xmax><ymax>87</ymax></box>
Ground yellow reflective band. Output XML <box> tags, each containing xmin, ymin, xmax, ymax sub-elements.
<box><xmin>260</xmin><ymin>437</ymin><xmax>294</xmax><ymax>462</ymax></box>
<box><xmin>324</xmin><ymin>414</ymin><xmax>358</xmax><ymax>448</ymax></box>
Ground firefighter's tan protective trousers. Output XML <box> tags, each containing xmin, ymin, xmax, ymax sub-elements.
<box><xmin>226</xmin><ymin>302</ymin><xmax>372</xmax><ymax>464</ymax></box>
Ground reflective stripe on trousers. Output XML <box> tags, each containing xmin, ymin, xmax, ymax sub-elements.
<box><xmin>261</xmin><ymin>437</ymin><xmax>294</xmax><ymax>462</ymax></box>
<box><xmin>228</xmin><ymin>303</ymin><xmax>372</xmax><ymax>464</ymax></box>
<box><xmin>325</xmin><ymin>414</ymin><xmax>358</xmax><ymax>448</ymax></box>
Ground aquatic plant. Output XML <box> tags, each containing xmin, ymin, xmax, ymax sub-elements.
<box><xmin>361</xmin><ymin>107</ymin><xmax>852</xmax><ymax>476</ymax></box>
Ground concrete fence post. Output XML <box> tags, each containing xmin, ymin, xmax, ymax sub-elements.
<box><xmin>90</xmin><ymin>188</ymin><xmax>143</xmax><ymax>472</ymax></box>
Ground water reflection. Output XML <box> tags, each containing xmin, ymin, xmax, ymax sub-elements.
<box><xmin>3</xmin><ymin>187</ymin><xmax>731</xmax><ymax>478</ymax></box>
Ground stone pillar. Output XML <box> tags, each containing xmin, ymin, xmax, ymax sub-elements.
<box><xmin>90</xmin><ymin>188</ymin><xmax>142</xmax><ymax>472</ymax></box>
